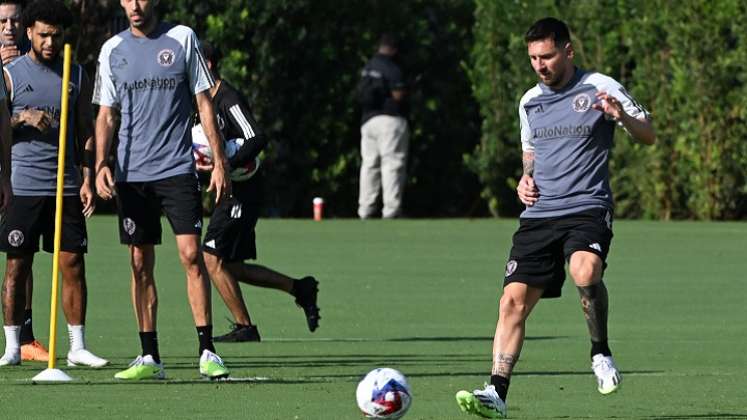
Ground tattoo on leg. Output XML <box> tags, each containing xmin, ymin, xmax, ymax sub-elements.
<box><xmin>577</xmin><ymin>282</ymin><xmax>609</xmax><ymax>342</ymax></box>
<box><xmin>492</xmin><ymin>352</ymin><xmax>519</xmax><ymax>377</ymax></box>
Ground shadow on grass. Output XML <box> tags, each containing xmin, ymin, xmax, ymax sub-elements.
<box><xmin>259</xmin><ymin>335</ymin><xmax>565</xmax><ymax>343</ymax></box>
<box><xmin>641</xmin><ymin>415</ymin><xmax>747</xmax><ymax>419</ymax></box>
<box><xmin>12</xmin><ymin>377</ymin><xmax>323</xmax><ymax>386</ymax></box>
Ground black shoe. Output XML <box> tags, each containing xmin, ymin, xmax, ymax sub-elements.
<box><xmin>293</xmin><ymin>276</ymin><xmax>321</xmax><ymax>332</ymax></box>
<box><xmin>213</xmin><ymin>323</ymin><xmax>261</xmax><ymax>343</ymax></box>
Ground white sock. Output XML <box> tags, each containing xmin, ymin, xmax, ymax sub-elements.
<box><xmin>67</xmin><ymin>324</ymin><xmax>85</xmax><ymax>352</ymax></box>
<box><xmin>3</xmin><ymin>325</ymin><xmax>21</xmax><ymax>354</ymax></box>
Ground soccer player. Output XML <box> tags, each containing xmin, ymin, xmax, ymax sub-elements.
<box><xmin>0</xmin><ymin>0</ymin><xmax>28</xmax><ymax>65</ymax></box>
<box><xmin>0</xmin><ymin>0</ymin><xmax>47</xmax><ymax>362</ymax></box>
<box><xmin>93</xmin><ymin>0</ymin><xmax>230</xmax><ymax>379</ymax></box>
<box><xmin>197</xmin><ymin>44</ymin><xmax>320</xmax><ymax>342</ymax></box>
<box><xmin>0</xmin><ymin>0</ymin><xmax>108</xmax><ymax>368</ymax></box>
<box><xmin>456</xmin><ymin>18</ymin><xmax>655</xmax><ymax>418</ymax></box>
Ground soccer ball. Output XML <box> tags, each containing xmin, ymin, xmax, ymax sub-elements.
<box><xmin>356</xmin><ymin>368</ymin><xmax>412</xmax><ymax>419</ymax></box>
<box><xmin>191</xmin><ymin>123</ymin><xmax>213</xmax><ymax>164</ymax></box>
<box><xmin>192</xmin><ymin>124</ymin><xmax>261</xmax><ymax>181</ymax></box>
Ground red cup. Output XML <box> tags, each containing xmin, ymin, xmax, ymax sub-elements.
<box><xmin>313</xmin><ymin>197</ymin><xmax>324</xmax><ymax>221</ymax></box>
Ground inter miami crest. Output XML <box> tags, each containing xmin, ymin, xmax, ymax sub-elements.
<box><xmin>157</xmin><ymin>49</ymin><xmax>175</xmax><ymax>67</ymax></box>
<box><xmin>572</xmin><ymin>93</ymin><xmax>592</xmax><ymax>113</ymax></box>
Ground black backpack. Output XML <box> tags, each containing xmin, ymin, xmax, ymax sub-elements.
<box><xmin>356</xmin><ymin>68</ymin><xmax>388</xmax><ymax>109</ymax></box>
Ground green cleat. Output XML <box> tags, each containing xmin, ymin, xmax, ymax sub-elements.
<box><xmin>114</xmin><ymin>355</ymin><xmax>165</xmax><ymax>380</ymax></box>
<box><xmin>199</xmin><ymin>350</ymin><xmax>229</xmax><ymax>379</ymax></box>
<box><xmin>456</xmin><ymin>384</ymin><xmax>507</xmax><ymax>418</ymax></box>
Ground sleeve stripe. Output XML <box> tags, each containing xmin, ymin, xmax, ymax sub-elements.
<box><xmin>229</xmin><ymin>104</ymin><xmax>255</xmax><ymax>138</ymax></box>
<box><xmin>196</xmin><ymin>48</ymin><xmax>214</xmax><ymax>86</ymax></box>
<box><xmin>4</xmin><ymin>67</ymin><xmax>13</xmax><ymax>102</ymax></box>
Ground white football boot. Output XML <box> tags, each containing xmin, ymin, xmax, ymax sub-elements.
<box><xmin>592</xmin><ymin>354</ymin><xmax>621</xmax><ymax>394</ymax></box>
<box><xmin>455</xmin><ymin>383</ymin><xmax>507</xmax><ymax>418</ymax></box>
<box><xmin>0</xmin><ymin>349</ymin><xmax>21</xmax><ymax>366</ymax></box>
<box><xmin>67</xmin><ymin>348</ymin><xmax>109</xmax><ymax>368</ymax></box>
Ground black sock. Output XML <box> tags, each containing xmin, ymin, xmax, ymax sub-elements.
<box><xmin>19</xmin><ymin>309</ymin><xmax>34</xmax><ymax>344</ymax></box>
<box><xmin>591</xmin><ymin>339</ymin><xmax>612</xmax><ymax>358</ymax></box>
<box><xmin>490</xmin><ymin>375</ymin><xmax>510</xmax><ymax>402</ymax></box>
<box><xmin>139</xmin><ymin>331</ymin><xmax>160</xmax><ymax>364</ymax></box>
<box><xmin>196</xmin><ymin>325</ymin><xmax>215</xmax><ymax>355</ymax></box>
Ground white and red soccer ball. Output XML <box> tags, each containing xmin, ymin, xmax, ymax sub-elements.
<box><xmin>192</xmin><ymin>123</ymin><xmax>260</xmax><ymax>181</ymax></box>
<box><xmin>356</xmin><ymin>368</ymin><xmax>412</xmax><ymax>419</ymax></box>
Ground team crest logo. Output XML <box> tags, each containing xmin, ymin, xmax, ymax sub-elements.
<box><xmin>505</xmin><ymin>260</ymin><xmax>517</xmax><ymax>277</ymax></box>
<box><xmin>8</xmin><ymin>230</ymin><xmax>24</xmax><ymax>247</ymax></box>
<box><xmin>123</xmin><ymin>218</ymin><xmax>136</xmax><ymax>235</ymax></box>
<box><xmin>572</xmin><ymin>93</ymin><xmax>592</xmax><ymax>112</ymax></box>
<box><xmin>157</xmin><ymin>49</ymin><xmax>175</xmax><ymax>67</ymax></box>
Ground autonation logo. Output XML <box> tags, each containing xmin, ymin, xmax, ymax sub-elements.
<box><xmin>533</xmin><ymin>124</ymin><xmax>592</xmax><ymax>139</ymax></box>
<box><xmin>123</xmin><ymin>77</ymin><xmax>177</xmax><ymax>92</ymax></box>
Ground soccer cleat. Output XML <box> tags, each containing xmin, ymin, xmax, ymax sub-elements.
<box><xmin>199</xmin><ymin>349</ymin><xmax>229</xmax><ymax>379</ymax></box>
<box><xmin>293</xmin><ymin>276</ymin><xmax>321</xmax><ymax>332</ymax></box>
<box><xmin>0</xmin><ymin>350</ymin><xmax>21</xmax><ymax>367</ymax></box>
<box><xmin>114</xmin><ymin>355</ymin><xmax>165</xmax><ymax>380</ymax></box>
<box><xmin>213</xmin><ymin>323</ymin><xmax>261</xmax><ymax>343</ymax></box>
<box><xmin>21</xmin><ymin>340</ymin><xmax>49</xmax><ymax>362</ymax></box>
<box><xmin>67</xmin><ymin>349</ymin><xmax>110</xmax><ymax>368</ymax></box>
<box><xmin>592</xmin><ymin>354</ymin><xmax>621</xmax><ymax>395</ymax></box>
<box><xmin>455</xmin><ymin>384</ymin><xmax>507</xmax><ymax>418</ymax></box>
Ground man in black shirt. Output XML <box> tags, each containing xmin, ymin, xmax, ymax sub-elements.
<box><xmin>356</xmin><ymin>33</ymin><xmax>409</xmax><ymax>219</ymax></box>
<box><xmin>198</xmin><ymin>44</ymin><xmax>320</xmax><ymax>342</ymax></box>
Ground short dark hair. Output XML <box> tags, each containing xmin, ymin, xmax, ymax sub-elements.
<box><xmin>21</xmin><ymin>0</ymin><xmax>72</xmax><ymax>29</ymax></box>
<box><xmin>525</xmin><ymin>17</ymin><xmax>570</xmax><ymax>48</ymax></box>
<box><xmin>200</xmin><ymin>42</ymin><xmax>222</xmax><ymax>70</ymax></box>
<box><xmin>0</xmin><ymin>0</ymin><xmax>25</xmax><ymax>7</ymax></box>
<box><xmin>378</xmin><ymin>33</ymin><xmax>399</xmax><ymax>50</ymax></box>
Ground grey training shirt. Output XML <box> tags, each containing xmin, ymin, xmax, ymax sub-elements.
<box><xmin>5</xmin><ymin>55</ymin><xmax>82</xmax><ymax>196</ymax></box>
<box><xmin>519</xmin><ymin>68</ymin><xmax>650</xmax><ymax>218</ymax></box>
<box><xmin>93</xmin><ymin>22</ymin><xmax>213</xmax><ymax>182</ymax></box>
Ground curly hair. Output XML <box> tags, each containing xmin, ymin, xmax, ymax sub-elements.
<box><xmin>21</xmin><ymin>0</ymin><xmax>72</xmax><ymax>29</ymax></box>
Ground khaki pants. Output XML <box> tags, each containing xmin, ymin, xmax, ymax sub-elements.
<box><xmin>358</xmin><ymin>115</ymin><xmax>409</xmax><ymax>219</ymax></box>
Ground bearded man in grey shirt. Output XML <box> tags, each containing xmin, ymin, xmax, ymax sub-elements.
<box><xmin>456</xmin><ymin>17</ymin><xmax>655</xmax><ymax>418</ymax></box>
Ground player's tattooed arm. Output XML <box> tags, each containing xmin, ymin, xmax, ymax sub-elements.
<box><xmin>522</xmin><ymin>151</ymin><xmax>534</xmax><ymax>176</ymax></box>
<box><xmin>577</xmin><ymin>282</ymin><xmax>609</xmax><ymax>343</ymax></box>
<box><xmin>518</xmin><ymin>151</ymin><xmax>538</xmax><ymax>206</ymax></box>
<box><xmin>492</xmin><ymin>352</ymin><xmax>519</xmax><ymax>377</ymax></box>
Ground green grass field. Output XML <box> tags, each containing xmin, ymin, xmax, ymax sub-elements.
<box><xmin>0</xmin><ymin>217</ymin><xmax>744</xmax><ymax>419</ymax></box>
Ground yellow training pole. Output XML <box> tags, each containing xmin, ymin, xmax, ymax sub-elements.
<box><xmin>33</xmin><ymin>44</ymin><xmax>73</xmax><ymax>382</ymax></box>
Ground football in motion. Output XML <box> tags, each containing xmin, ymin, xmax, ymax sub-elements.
<box><xmin>356</xmin><ymin>368</ymin><xmax>412</xmax><ymax>419</ymax></box>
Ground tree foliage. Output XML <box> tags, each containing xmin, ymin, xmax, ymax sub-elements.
<box><xmin>469</xmin><ymin>0</ymin><xmax>746</xmax><ymax>219</ymax></box>
<box><xmin>63</xmin><ymin>0</ymin><xmax>745</xmax><ymax>219</ymax></box>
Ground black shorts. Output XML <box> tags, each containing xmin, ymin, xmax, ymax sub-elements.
<box><xmin>202</xmin><ymin>181</ymin><xmax>260</xmax><ymax>262</ymax></box>
<box><xmin>503</xmin><ymin>207</ymin><xmax>613</xmax><ymax>298</ymax></box>
<box><xmin>116</xmin><ymin>173</ymin><xmax>203</xmax><ymax>245</ymax></box>
<box><xmin>0</xmin><ymin>195</ymin><xmax>88</xmax><ymax>254</ymax></box>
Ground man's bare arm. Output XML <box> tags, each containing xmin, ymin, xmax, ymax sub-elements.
<box><xmin>195</xmin><ymin>91</ymin><xmax>230</xmax><ymax>202</ymax></box>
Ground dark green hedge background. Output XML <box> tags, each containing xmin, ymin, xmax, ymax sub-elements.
<box><xmin>65</xmin><ymin>0</ymin><xmax>746</xmax><ymax>220</ymax></box>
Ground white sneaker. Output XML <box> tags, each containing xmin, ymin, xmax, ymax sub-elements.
<box><xmin>592</xmin><ymin>354</ymin><xmax>621</xmax><ymax>394</ymax></box>
<box><xmin>455</xmin><ymin>384</ymin><xmax>507</xmax><ymax>418</ymax></box>
<box><xmin>0</xmin><ymin>349</ymin><xmax>21</xmax><ymax>366</ymax></box>
<box><xmin>67</xmin><ymin>348</ymin><xmax>110</xmax><ymax>368</ymax></box>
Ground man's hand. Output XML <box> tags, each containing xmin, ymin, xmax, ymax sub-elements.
<box><xmin>592</xmin><ymin>91</ymin><xmax>624</xmax><ymax>121</ymax></box>
<box><xmin>0</xmin><ymin>176</ymin><xmax>11</xmax><ymax>213</ymax></box>
<box><xmin>207</xmin><ymin>160</ymin><xmax>231</xmax><ymax>204</ymax></box>
<box><xmin>21</xmin><ymin>109</ymin><xmax>53</xmax><ymax>133</ymax></box>
<box><xmin>0</xmin><ymin>44</ymin><xmax>20</xmax><ymax>65</ymax></box>
<box><xmin>517</xmin><ymin>174</ymin><xmax>539</xmax><ymax>206</ymax></box>
<box><xmin>95</xmin><ymin>166</ymin><xmax>116</xmax><ymax>200</ymax></box>
<box><xmin>80</xmin><ymin>180</ymin><xmax>95</xmax><ymax>217</ymax></box>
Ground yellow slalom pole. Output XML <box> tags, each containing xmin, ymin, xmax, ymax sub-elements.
<box><xmin>46</xmin><ymin>44</ymin><xmax>72</xmax><ymax>371</ymax></box>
